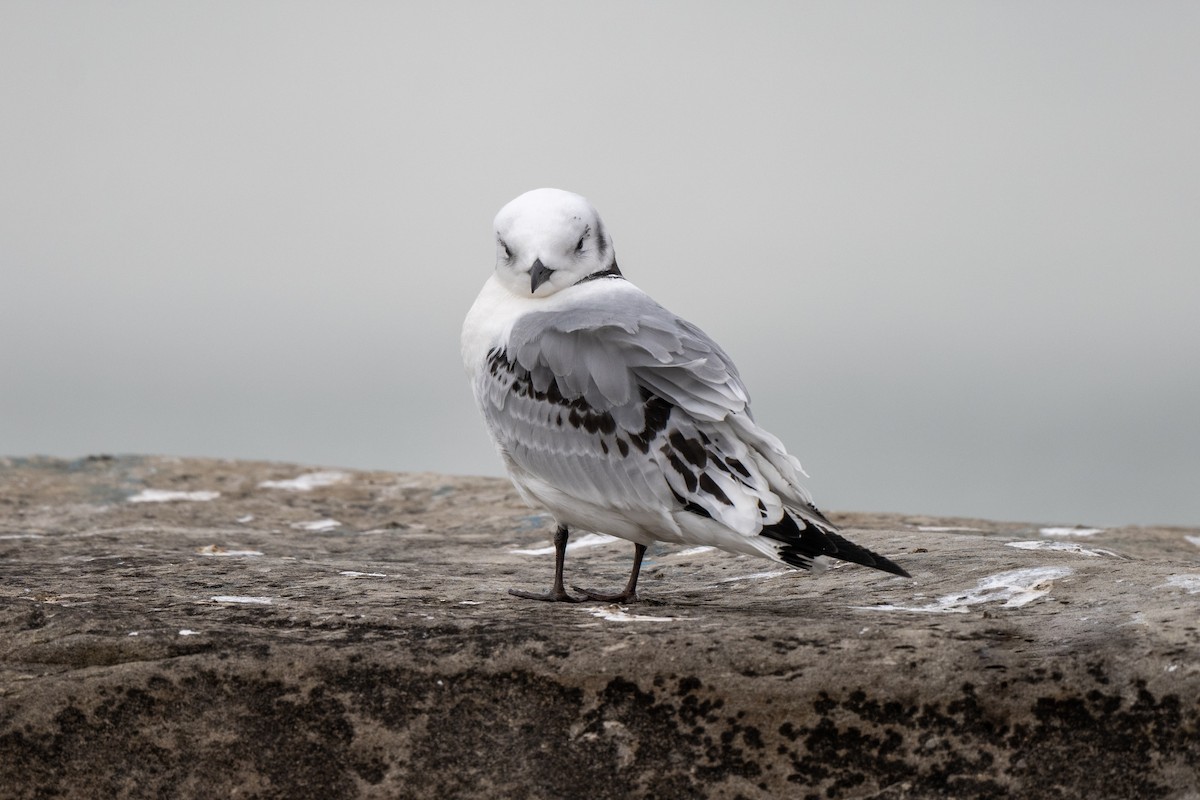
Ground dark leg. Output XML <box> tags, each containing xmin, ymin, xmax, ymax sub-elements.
<box><xmin>509</xmin><ymin>525</ymin><xmax>581</xmax><ymax>602</ymax></box>
<box><xmin>575</xmin><ymin>542</ymin><xmax>647</xmax><ymax>603</ymax></box>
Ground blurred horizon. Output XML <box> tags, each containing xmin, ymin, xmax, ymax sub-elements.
<box><xmin>2</xmin><ymin>2</ymin><xmax>1198</xmax><ymax>528</ymax></box>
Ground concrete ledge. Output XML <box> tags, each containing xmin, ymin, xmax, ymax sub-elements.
<box><xmin>2</xmin><ymin>456</ymin><xmax>1198</xmax><ymax>799</ymax></box>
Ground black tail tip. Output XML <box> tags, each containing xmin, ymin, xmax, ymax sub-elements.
<box><xmin>822</xmin><ymin>530</ymin><xmax>912</xmax><ymax>578</ymax></box>
<box><xmin>875</xmin><ymin>558</ymin><xmax>912</xmax><ymax>579</ymax></box>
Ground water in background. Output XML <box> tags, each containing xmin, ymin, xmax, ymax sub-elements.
<box><xmin>3</xmin><ymin>3</ymin><xmax>1198</xmax><ymax>527</ymax></box>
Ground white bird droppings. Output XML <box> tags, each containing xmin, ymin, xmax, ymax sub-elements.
<box><xmin>258</xmin><ymin>471</ymin><xmax>349</xmax><ymax>492</ymax></box>
<box><xmin>339</xmin><ymin>571</ymin><xmax>387</xmax><ymax>578</ymax></box>
<box><xmin>511</xmin><ymin>532</ymin><xmax>616</xmax><ymax>555</ymax></box>
<box><xmin>718</xmin><ymin>570</ymin><xmax>790</xmax><ymax>583</ymax></box>
<box><xmin>292</xmin><ymin>519</ymin><xmax>342</xmax><ymax>532</ymax></box>
<box><xmin>589</xmin><ymin>607</ymin><xmax>680</xmax><ymax>623</ymax></box>
<box><xmin>858</xmin><ymin>566</ymin><xmax>1074</xmax><ymax>614</ymax></box>
<box><xmin>179</xmin><ymin>629</ymin><xmax>200</xmax><ymax>636</ymax></box>
<box><xmin>211</xmin><ymin>595</ymin><xmax>273</xmax><ymax>605</ymax></box>
<box><xmin>917</xmin><ymin>526</ymin><xmax>983</xmax><ymax>532</ymax></box>
<box><xmin>1006</xmin><ymin>541</ymin><xmax>1118</xmax><ymax>558</ymax></box>
<box><xmin>1161</xmin><ymin>575</ymin><xmax>1200</xmax><ymax>595</ymax></box>
<box><xmin>1039</xmin><ymin>527</ymin><xmax>1104</xmax><ymax>538</ymax></box>
<box><xmin>197</xmin><ymin>545</ymin><xmax>264</xmax><ymax>557</ymax></box>
<box><xmin>128</xmin><ymin>489</ymin><xmax>220</xmax><ymax>503</ymax></box>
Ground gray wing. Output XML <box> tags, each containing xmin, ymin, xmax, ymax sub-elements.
<box><xmin>477</xmin><ymin>290</ymin><xmax>823</xmax><ymax>537</ymax></box>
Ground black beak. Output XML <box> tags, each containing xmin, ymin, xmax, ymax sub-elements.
<box><xmin>529</xmin><ymin>259</ymin><xmax>553</xmax><ymax>293</ymax></box>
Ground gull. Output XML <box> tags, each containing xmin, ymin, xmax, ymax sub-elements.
<box><xmin>462</xmin><ymin>188</ymin><xmax>910</xmax><ymax>602</ymax></box>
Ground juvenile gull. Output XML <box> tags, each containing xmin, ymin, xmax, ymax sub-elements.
<box><xmin>462</xmin><ymin>188</ymin><xmax>909</xmax><ymax>602</ymax></box>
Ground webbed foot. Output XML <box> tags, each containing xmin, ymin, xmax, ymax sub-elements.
<box><xmin>572</xmin><ymin>585</ymin><xmax>639</xmax><ymax>604</ymax></box>
<box><xmin>508</xmin><ymin>587</ymin><xmax>583</xmax><ymax>603</ymax></box>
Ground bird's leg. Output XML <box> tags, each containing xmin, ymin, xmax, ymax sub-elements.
<box><xmin>575</xmin><ymin>543</ymin><xmax>647</xmax><ymax>604</ymax></box>
<box><xmin>509</xmin><ymin>524</ymin><xmax>582</xmax><ymax>602</ymax></box>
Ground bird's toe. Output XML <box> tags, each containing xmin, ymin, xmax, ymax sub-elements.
<box><xmin>572</xmin><ymin>585</ymin><xmax>640</xmax><ymax>604</ymax></box>
<box><xmin>508</xmin><ymin>587</ymin><xmax>584</xmax><ymax>603</ymax></box>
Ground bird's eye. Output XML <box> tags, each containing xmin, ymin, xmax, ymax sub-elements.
<box><xmin>499</xmin><ymin>239</ymin><xmax>512</xmax><ymax>259</ymax></box>
<box><xmin>575</xmin><ymin>236</ymin><xmax>586</xmax><ymax>253</ymax></box>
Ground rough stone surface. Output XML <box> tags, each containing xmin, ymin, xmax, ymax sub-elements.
<box><xmin>1</xmin><ymin>455</ymin><xmax>1199</xmax><ymax>799</ymax></box>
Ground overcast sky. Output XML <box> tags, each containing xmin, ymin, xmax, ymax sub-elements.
<box><xmin>2</xmin><ymin>2</ymin><xmax>1198</xmax><ymax>527</ymax></box>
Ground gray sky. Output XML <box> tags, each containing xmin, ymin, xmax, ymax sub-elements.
<box><xmin>2</xmin><ymin>2</ymin><xmax>1198</xmax><ymax>527</ymax></box>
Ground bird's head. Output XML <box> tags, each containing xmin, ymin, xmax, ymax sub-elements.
<box><xmin>492</xmin><ymin>188</ymin><xmax>619</xmax><ymax>297</ymax></box>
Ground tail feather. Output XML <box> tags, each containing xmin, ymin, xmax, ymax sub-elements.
<box><xmin>760</xmin><ymin>511</ymin><xmax>910</xmax><ymax>577</ymax></box>
<box><xmin>822</xmin><ymin>529</ymin><xmax>911</xmax><ymax>578</ymax></box>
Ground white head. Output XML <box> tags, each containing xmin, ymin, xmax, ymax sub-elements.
<box><xmin>492</xmin><ymin>188</ymin><xmax>620</xmax><ymax>297</ymax></box>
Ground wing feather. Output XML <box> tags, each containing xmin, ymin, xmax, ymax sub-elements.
<box><xmin>477</xmin><ymin>286</ymin><xmax>909</xmax><ymax>574</ymax></box>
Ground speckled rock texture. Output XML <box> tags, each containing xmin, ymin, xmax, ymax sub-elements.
<box><xmin>1</xmin><ymin>455</ymin><xmax>1198</xmax><ymax>799</ymax></box>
